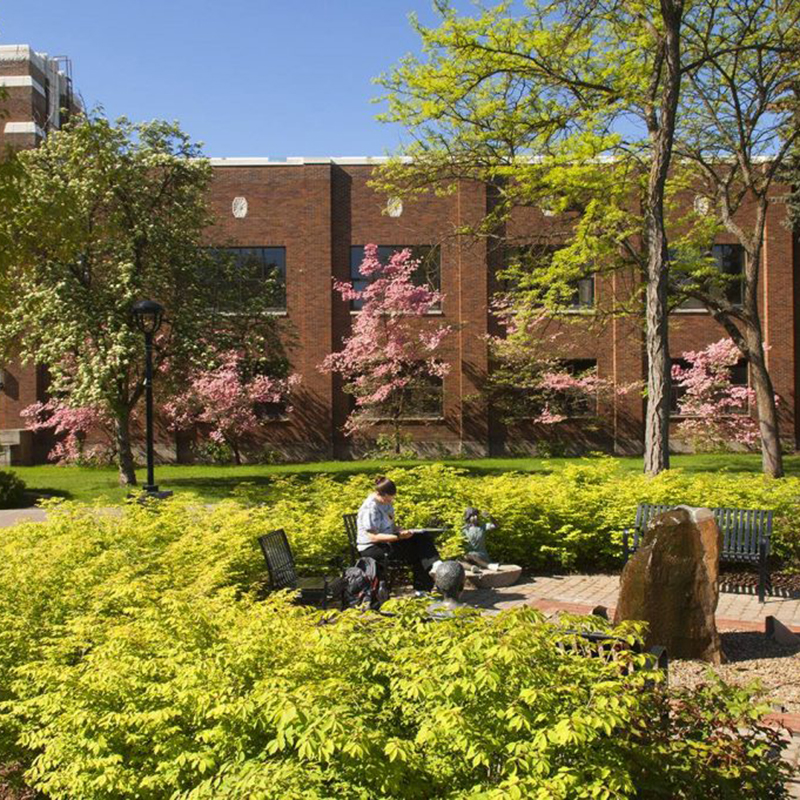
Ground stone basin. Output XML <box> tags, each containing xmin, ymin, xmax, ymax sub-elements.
<box><xmin>465</xmin><ymin>564</ymin><xmax>523</xmax><ymax>589</ymax></box>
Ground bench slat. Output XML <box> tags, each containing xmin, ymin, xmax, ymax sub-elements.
<box><xmin>627</xmin><ymin>503</ymin><xmax>772</xmax><ymax>602</ymax></box>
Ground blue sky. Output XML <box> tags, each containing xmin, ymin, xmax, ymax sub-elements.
<box><xmin>0</xmin><ymin>0</ymin><xmax>465</xmax><ymax>158</ymax></box>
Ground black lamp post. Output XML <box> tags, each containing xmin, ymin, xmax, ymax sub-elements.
<box><xmin>132</xmin><ymin>299</ymin><xmax>164</xmax><ymax>495</ymax></box>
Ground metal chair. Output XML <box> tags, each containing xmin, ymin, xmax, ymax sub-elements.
<box><xmin>342</xmin><ymin>512</ymin><xmax>411</xmax><ymax>589</ymax></box>
<box><xmin>257</xmin><ymin>529</ymin><xmax>342</xmax><ymax>609</ymax></box>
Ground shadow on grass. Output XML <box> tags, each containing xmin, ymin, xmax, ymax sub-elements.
<box><xmin>21</xmin><ymin>488</ymin><xmax>73</xmax><ymax>506</ymax></box>
<box><xmin>161</xmin><ymin>459</ymin><xmax>556</xmax><ymax>496</ymax></box>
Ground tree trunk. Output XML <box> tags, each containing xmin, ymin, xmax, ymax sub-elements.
<box><xmin>643</xmin><ymin>254</ymin><xmax>671</xmax><ymax>475</ymax></box>
<box><xmin>115</xmin><ymin>411</ymin><xmax>137</xmax><ymax>486</ymax></box>
<box><xmin>642</xmin><ymin>0</ymin><xmax>683</xmax><ymax>476</ymax></box>
<box><xmin>746</xmin><ymin>328</ymin><xmax>784</xmax><ymax>478</ymax></box>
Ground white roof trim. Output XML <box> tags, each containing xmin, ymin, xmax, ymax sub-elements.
<box><xmin>0</xmin><ymin>45</ymin><xmax>47</xmax><ymax>73</ymax></box>
<box><xmin>207</xmin><ymin>156</ymin><xmax>413</xmax><ymax>167</ymax></box>
<box><xmin>4</xmin><ymin>121</ymin><xmax>45</xmax><ymax>137</ymax></box>
<box><xmin>0</xmin><ymin>75</ymin><xmax>46</xmax><ymax>96</ymax></box>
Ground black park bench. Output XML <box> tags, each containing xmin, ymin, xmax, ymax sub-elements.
<box><xmin>623</xmin><ymin>504</ymin><xmax>773</xmax><ymax>603</ymax></box>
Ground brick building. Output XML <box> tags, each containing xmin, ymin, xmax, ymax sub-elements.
<box><xmin>1</xmin><ymin>45</ymin><xmax>798</xmax><ymax>463</ymax></box>
<box><xmin>0</xmin><ymin>45</ymin><xmax>79</xmax><ymax>464</ymax></box>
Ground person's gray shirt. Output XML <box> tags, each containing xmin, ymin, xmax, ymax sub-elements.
<box><xmin>356</xmin><ymin>494</ymin><xmax>395</xmax><ymax>551</ymax></box>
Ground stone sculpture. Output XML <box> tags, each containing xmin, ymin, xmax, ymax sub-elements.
<box><xmin>614</xmin><ymin>505</ymin><xmax>724</xmax><ymax>664</ymax></box>
<box><xmin>461</xmin><ymin>508</ymin><xmax>522</xmax><ymax>588</ymax></box>
<box><xmin>462</xmin><ymin>507</ymin><xmax>497</xmax><ymax>568</ymax></box>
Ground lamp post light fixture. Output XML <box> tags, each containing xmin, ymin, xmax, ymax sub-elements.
<box><xmin>132</xmin><ymin>299</ymin><xmax>165</xmax><ymax>496</ymax></box>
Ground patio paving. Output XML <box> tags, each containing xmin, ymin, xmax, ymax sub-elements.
<box><xmin>463</xmin><ymin>573</ymin><xmax>800</xmax><ymax>631</ymax></box>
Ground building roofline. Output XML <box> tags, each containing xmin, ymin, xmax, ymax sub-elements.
<box><xmin>207</xmin><ymin>156</ymin><xmax>413</xmax><ymax>167</ymax></box>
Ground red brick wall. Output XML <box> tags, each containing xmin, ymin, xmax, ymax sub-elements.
<box><xmin>1</xmin><ymin>145</ymin><xmax>797</xmax><ymax>461</ymax></box>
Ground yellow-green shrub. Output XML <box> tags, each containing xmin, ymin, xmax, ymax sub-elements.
<box><xmin>237</xmin><ymin>459</ymin><xmax>800</xmax><ymax>571</ymax></box>
<box><xmin>0</xmin><ymin>493</ymin><xmax>791</xmax><ymax>799</ymax></box>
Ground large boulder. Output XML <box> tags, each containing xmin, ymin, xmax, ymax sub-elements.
<box><xmin>614</xmin><ymin>505</ymin><xmax>723</xmax><ymax>664</ymax></box>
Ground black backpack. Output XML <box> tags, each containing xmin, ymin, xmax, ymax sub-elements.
<box><xmin>343</xmin><ymin>557</ymin><xmax>387</xmax><ymax>609</ymax></box>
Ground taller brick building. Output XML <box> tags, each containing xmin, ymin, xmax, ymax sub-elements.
<box><xmin>1</xmin><ymin>45</ymin><xmax>797</xmax><ymax>463</ymax></box>
<box><xmin>0</xmin><ymin>45</ymin><xmax>78</xmax><ymax>464</ymax></box>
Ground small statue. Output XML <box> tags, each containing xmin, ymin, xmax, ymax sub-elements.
<box><xmin>462</xmin><ymin>507</ymin><xmax>500</xmax><ymax>570</ymax></box>
<box><xmin>427</xmin><ymin>560</ymin><xmax>468</xmax><ymax>618</ymax></box>
<box><xmin>433</xmin><ymin>560</ymin><xmax>466</xmax><ymax>606</ymax></box>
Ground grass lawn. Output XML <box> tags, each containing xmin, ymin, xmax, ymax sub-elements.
<box><xmin>7</xmin><ymin>452</ymin><xmax>800</xmax><ymax>506</ymax></box>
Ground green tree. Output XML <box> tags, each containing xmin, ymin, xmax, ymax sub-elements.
<box><xmin>375</xmin><ymin>0</ymin><xmax>795</xmax><ymax>475</ymax></box>
<box><xmin>375</xmin><ymin>0</ymin><xmax>686</xmax><ymax>474</ymax></box>
<box><xmin>667</xmin><ymin>1</ymin><xmax>800</xmax><ymax>477</ymax></box>
<box><xmin>0</xmin><ymin>113</ymin><xmax>285</xmax><ymax>486</ymax></box>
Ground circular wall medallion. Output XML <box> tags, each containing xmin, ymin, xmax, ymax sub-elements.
<box><xmin>232</xmin><ymin>196</ymin><xmax>248</xmax><ymax>219</ymax></box>
<box><xmin>386</xmin><ymin>196</ymin><xmax>403</xmax><ymax>217</ymax></box>
<box><xmin>693</xmin><ymin>195</ymin><xmax>712</xmax><ymax>216</ymax></box>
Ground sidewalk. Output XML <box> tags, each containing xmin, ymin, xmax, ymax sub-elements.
<box><xmin>0</xmin><ymin>507</ymin><xmax>48</xmax><ymax>527</ymax></box>
<box><xmin>463</xmin><ymin>573</ymin><xmax>800</xmax><ymax>631</ymax></box>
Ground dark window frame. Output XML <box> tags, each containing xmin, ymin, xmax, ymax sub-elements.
<box><xmin>353</xmin><ymin>373</ymin><xmax>445</xmax><ymax>421</ymax></box>
<box><xmin>349</xmin><ymin>245</ymin><xmax>441</xmax><ymax>311</ymax></box>
<box><xmin>674</xmin><ymin>243</ymin><xmax>745</xmax><ymax>311</ymax></box>
<box><xmin>670</xmin><ymin>356</ymin><xmax>749</xmax><ymax>417</ymax></box>
<box><xmin>500</xmin><ymin>244</ymin><xmax>595</xmax><ymax>310</ymax></box>
<box><xmin>505</xmin><ymin>358</ymin><xmax>599</xmax><ymax>421</ymax></box>
<box><xmin>208</xmin><ymin>246</ymin><xmax>287</xmax><ymax>312</ymax></box>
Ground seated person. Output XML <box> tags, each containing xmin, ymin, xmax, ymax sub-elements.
<box><xmin>356</xmin><ymin>476</ymin><xmax>443</xmax><ymax>592</ymax></box>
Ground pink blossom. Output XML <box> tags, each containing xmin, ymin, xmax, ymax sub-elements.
<box><xmin>673</xmin><ymin>338</ymin><xmax>763</xmax><ymax>450</ymax></box>
<box><xmin>21</xmin><ymin>400</ymin><xmax>116</xmax><ymax>464</ymax></box>
<box><xmin>165</xmin><ymin>350</ymin><xmax>300</xmax><ymax>464</ymax></box>
<box><xmin>320</xmin><ymin>245</ymin><xmax>451</xmax><ymax>447</ymax></box>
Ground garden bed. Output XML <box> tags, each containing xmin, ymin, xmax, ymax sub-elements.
<box><xmin>671</xmin><ymin>630</ymin><xmax>800</xmax><ymax>713</ymax></box>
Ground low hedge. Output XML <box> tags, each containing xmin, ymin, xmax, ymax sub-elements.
<box><xmin>0</xmin><ymin>470</ymin><xmax>26</xmax><ymax>510</ymax></box>
<box><xmin>234</xmin><ymin>459</ymin><xmax>800</xmax><ymax>571</ymax></box>
<box><xmin>0</xmin><ymin>498</ymin><xmax>791</xmax><ymax>798</ymax></box>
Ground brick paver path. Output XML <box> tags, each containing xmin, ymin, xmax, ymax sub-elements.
<box><xmin>463</xmin><ymin>573</ymin><xmax>800</xmax><ymax>631</ymax></box>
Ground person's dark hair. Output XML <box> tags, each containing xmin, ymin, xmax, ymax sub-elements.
<box><xmin>375</xmin><ymin>476</ymin><xmax>397</xmax><ymax>496</ymax></box>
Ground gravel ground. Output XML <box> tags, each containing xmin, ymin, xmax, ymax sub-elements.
<box><xmin>670</xmin><ymin>630</ymin><xmax>800</xmax><ymax>712</ymax></box>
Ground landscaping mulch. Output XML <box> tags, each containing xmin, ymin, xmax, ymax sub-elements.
<box><xmin>719</xmin><ymin>567</ymin><xmax>800</xmax><ymax>597</ymax></box>
<box><xmin>670</xmin><ymin>630</ymin><xmax>800</xmax><ymax>714</ymax></box>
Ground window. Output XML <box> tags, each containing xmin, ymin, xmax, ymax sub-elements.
<box><xmin>670</xmin><ymin>356</ymin><xmax>749</xmax><ymax>415</ymax></box>
<box><xmin>501</xmin><ymin>245</ymin><xmax>594</xmax><ymax>309</ymax></box>
<box><xmin>669</xmin><ymin>357</ymin><xmax>691</xmax><ymax>413</ymax></box>
<box><xmin>240</xmin><ymin>355</ymin><xmax>293</xmax><ymax>421</ymax></box>
<box><xmin>716</xmin><ymin>244</ymin><xmax>745</xmax><ymax>305</ymax></box>
<box><xmin>728</xmin><ymin>359</ymin><xmax>749</xmax><ymax>414</ymax></box>
<box><xmin>504</xmin><ymin>359</ymin><xmax>598</xmax><ymax>420</ymax></box>
<box><xmin>349</xmin><ymin>245</ymin><xmax>440</xmax><ymax>310</ymax></box>
<box><xmin>571</xmin><ymin>277</ymin><xmax>595</xmax><ymax>309</ymax></box>
<box><xmin>675</xmin><ymin>243</ymin><xmax>744</xmax><ymax>310</ymax></box>
<box><xmin>358</xmin><ymin>374</ymin><xmax>444</xmax><ymax>420</ymax></box>
<box><xmin>209</xmin><ymin>247</ymin><xmax>286</xmax><ymax>311</ymax></box>
<box><xmin>559</xmin><ymin>359</ymin><xmax>598</xmax><ymax>416</ymax></box>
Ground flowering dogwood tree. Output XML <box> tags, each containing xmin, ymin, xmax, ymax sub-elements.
<box><xmin>487</xmin><ymin>301</ymin><xmax>625</xmax><ymax>427</ymax></box>
<box><xmin>165</xmin><ymin>351</ymin><xmax>300</xmax><ymax>465</ymax></box>
<box><xmin>20</xmin><ymin>399</ymin><xmax>117</xmax><ymax>465</ymax></box>
<box><xmin>321</xmin><ymin>245</ymin><xmax>451</xmax><ymax>454</ymax></box>
<box><xmin>672</xmin><ymin>338</ymin><xmax>760</xmax><ymax>451</ymax></box>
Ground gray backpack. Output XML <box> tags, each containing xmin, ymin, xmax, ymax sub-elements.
<box><xmin>343</xmin><ymin>556</ymin><xmax>387</xmax><ymax>609</ymax></box>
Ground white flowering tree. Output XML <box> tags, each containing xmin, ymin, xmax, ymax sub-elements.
<box><xmin>0</xmin><ymin>113</ymin><xmax>244</xmax><ymax>485</ymax></box>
